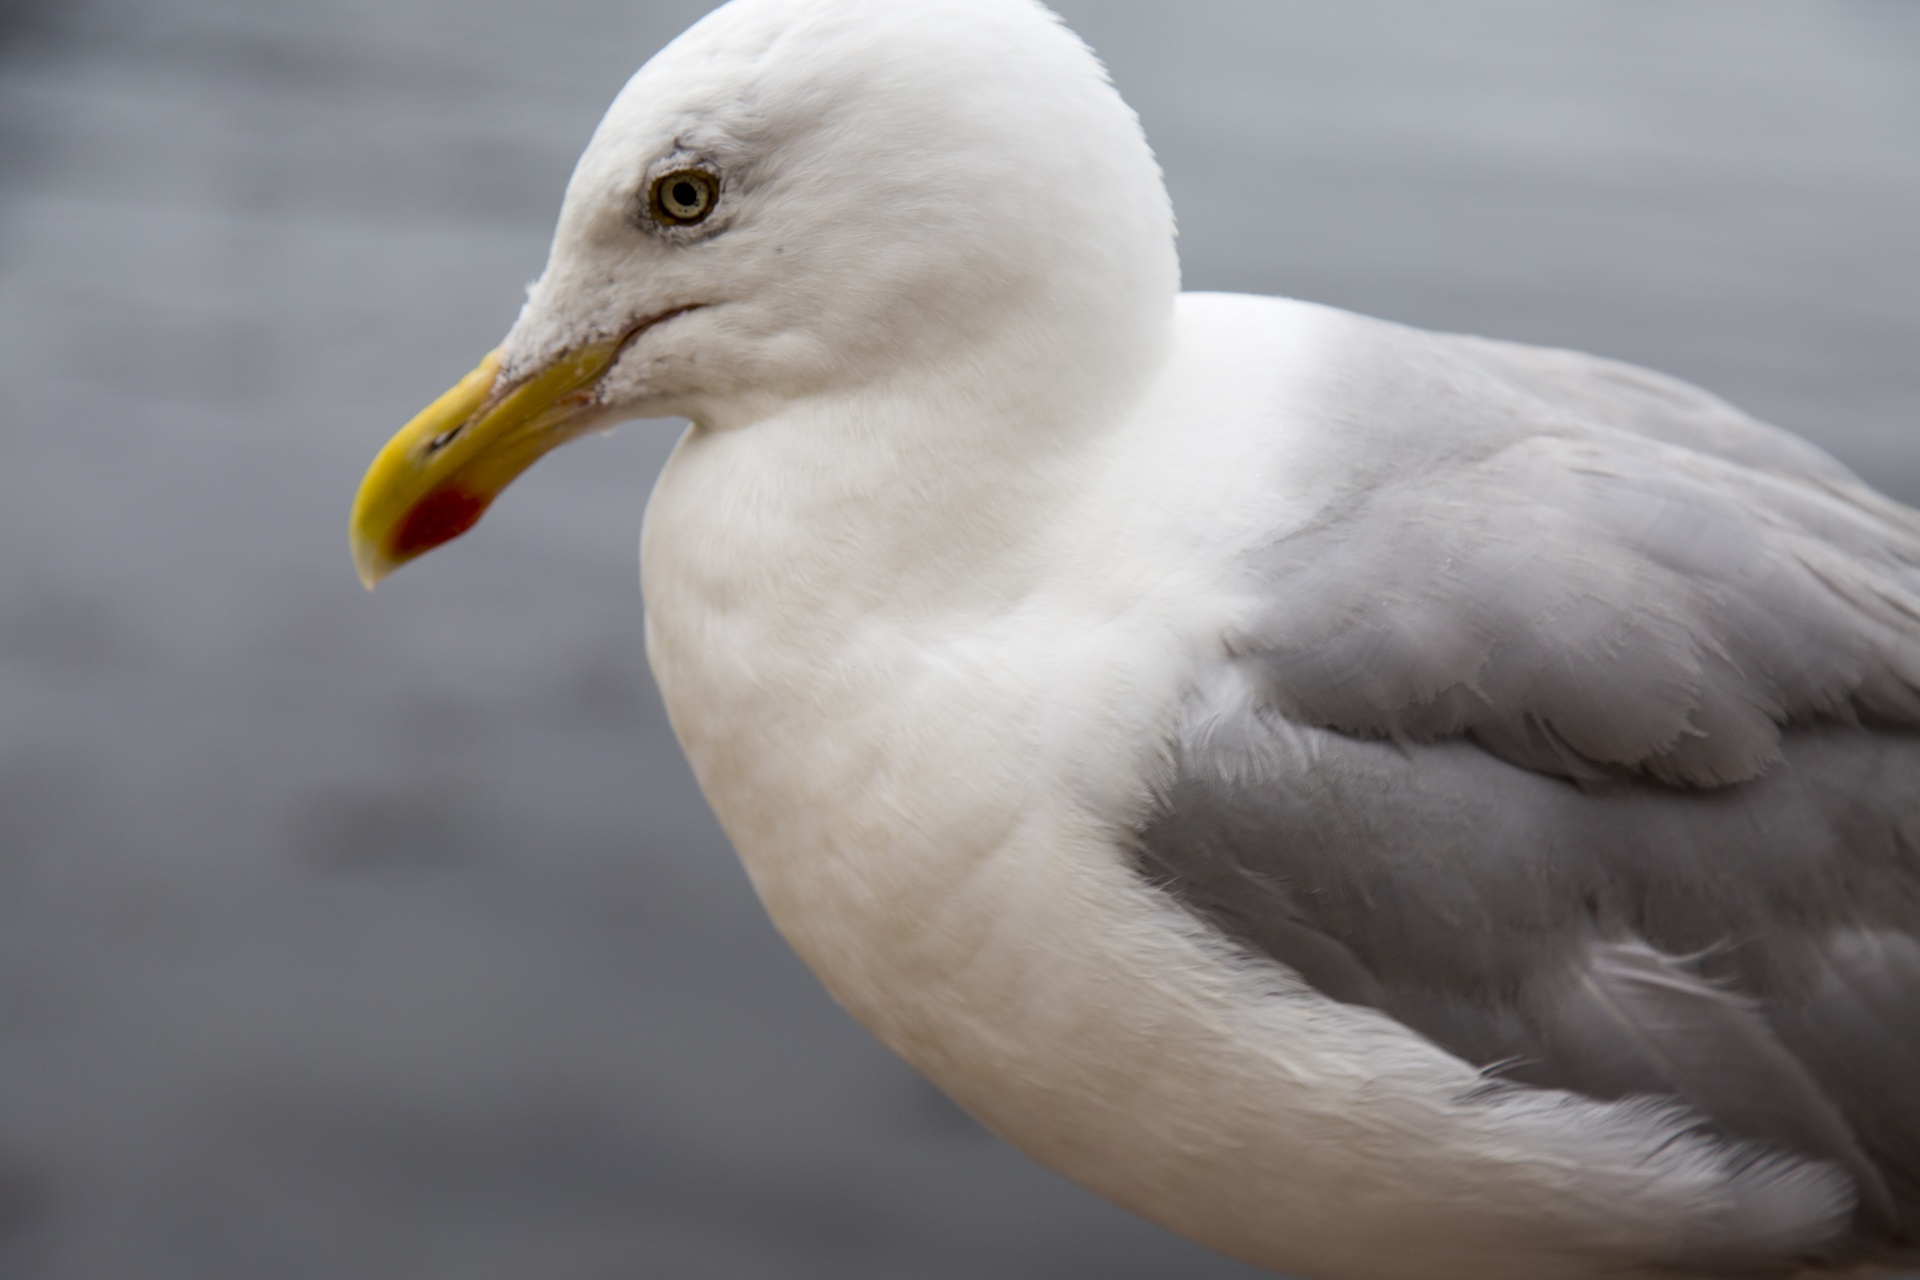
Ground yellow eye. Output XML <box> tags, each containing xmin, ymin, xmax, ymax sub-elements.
<box><xmin>651</xmin><ymin>169</ymin><xmax>718</xmax><ymax>225</ymax></box>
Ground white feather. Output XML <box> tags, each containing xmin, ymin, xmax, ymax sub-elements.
<box><xmin>491</xmin><ymin>2</ymin><xmax>1874</xmax><ymax>1275</ymax></box>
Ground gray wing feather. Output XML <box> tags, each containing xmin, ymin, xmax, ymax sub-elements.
<box><xmin>1242</xmin><ymin>334</ymin><xmax>1920</xmax><ymax>785</ymax></box>
<box><xmin>1546</xmin><ymin>940</ymin><xmax>1892</xmax><ymax>1226</ymax></box>
<box><xmin>1135</xmin><ymin>313</ymin><xmax>1920</xmax><ymax>1269</ymax></box>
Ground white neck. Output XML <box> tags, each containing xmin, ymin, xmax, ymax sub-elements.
<box><xmin>663</xmin><ymin>300</ymin><xmax>1175</xmax><ymax>619</ymax></box>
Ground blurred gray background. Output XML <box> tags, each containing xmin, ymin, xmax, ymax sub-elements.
<box><xmin>0</xmin><ymin>1</ymin><xmax>1915</xmax><ymax>1277</ymax></box>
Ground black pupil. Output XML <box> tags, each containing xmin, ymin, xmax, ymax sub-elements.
<box><xmin>671</xmin><ymin>180</ymin><xmax>701</xmax><ymax>210</ymax></box>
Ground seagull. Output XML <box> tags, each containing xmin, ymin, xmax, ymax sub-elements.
<box><xmin>348</xmin><ymin>1</ymin><xmax>1920</xmax><ymax>1276</ymax></box>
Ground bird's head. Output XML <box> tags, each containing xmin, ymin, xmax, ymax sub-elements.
<box><xmin>350</xmin><ymin>0</ymin><xmax>1177</xmax><ymax>587</ymax></box>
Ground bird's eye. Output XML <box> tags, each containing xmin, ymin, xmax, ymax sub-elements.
<box><xmin>651</xmin><ymin>169</ymin><xmax>718</xmax><ymax>226</ymax></box>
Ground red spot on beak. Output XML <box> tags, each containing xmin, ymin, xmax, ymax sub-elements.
<box><xmin>393</xmin><ymin>488</ymin><xmax>491</xmax><ymax>559</ymax></box>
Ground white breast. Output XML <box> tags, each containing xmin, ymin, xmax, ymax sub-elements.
<box><xmin>636</xmin><ymin>294</ymin><xmax>1768</xmax><ymax>1280</ymax></box>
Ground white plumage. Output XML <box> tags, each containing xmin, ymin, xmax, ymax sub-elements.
<box><xmin>357</xmin><ymin>2</ymin><xmax>1920</xmax><ymax>1276</ymax></box>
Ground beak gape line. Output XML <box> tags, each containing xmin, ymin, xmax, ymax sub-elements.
<box><xmin>351</xmin><ymin>307</ymin><xmax>703</xmax><ymax>589</ymax></box>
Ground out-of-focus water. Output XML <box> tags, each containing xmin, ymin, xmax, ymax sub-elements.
<box><xmin>0</xmin><ymin>2</ymin><xmax>1914</xmax><ymax>1276</ymax></box>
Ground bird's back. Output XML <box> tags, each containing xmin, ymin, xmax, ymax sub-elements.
<box><xmin>1137</xmin><ymin>296</ymin><xmax>1920</xmax><ymax>1272</ymax></box>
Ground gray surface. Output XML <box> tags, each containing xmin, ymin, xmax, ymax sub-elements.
<box><xmin>0</xmin><ymin>1</ymin><xmax>1915</xmax><ymax>1277</ymax></box>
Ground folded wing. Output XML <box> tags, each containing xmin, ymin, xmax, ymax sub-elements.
<box><xmin>1135</xmin><ymin>316</ymin><xmax>1920</xmax><ymax>1269</ymax></box>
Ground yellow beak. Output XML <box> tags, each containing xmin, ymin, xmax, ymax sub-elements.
<box><xmin>349</xmin><ymin>338</ymin><xmax>624</xmax><ymax>588</ymax></box>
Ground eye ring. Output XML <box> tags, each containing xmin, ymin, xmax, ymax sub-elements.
<box><xmin>650</xmin><ymin>169</ymin><xmax>718</xmax><ymax>226</ymax></box>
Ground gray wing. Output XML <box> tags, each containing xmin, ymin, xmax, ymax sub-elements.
<box><xmin>1133</xmin><ymin>314</ymin><xmax>1920</xmax><ymax>1270</ymax></box>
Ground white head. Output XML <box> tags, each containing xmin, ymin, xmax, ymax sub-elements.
<box><xmin>352</xmin><ymin>0</ymin><xmax>1178</xmax><ymax>582</ymax></box>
